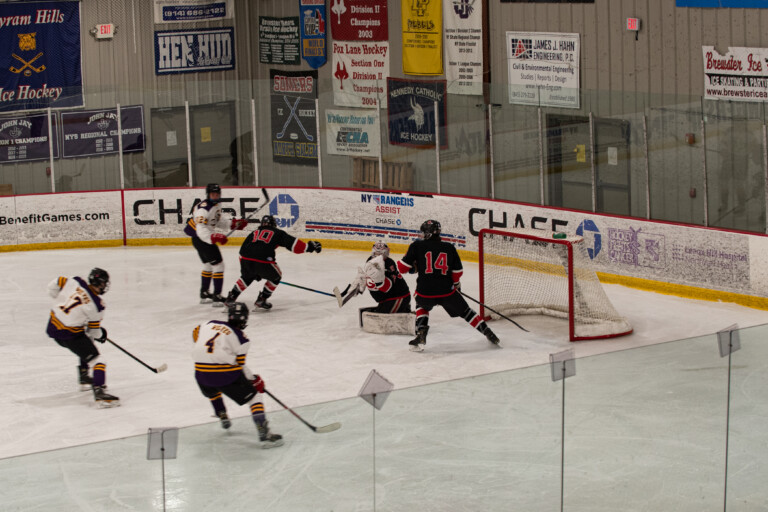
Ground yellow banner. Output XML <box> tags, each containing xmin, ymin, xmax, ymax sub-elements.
<box><xmin>401</xmin><ymin>0</ymin><xmax>442</xmax><ymax>75</ymax></box>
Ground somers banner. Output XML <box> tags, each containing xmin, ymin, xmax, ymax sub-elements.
<box><xmin>61</xmin><ymin>106</ymin><xmax>145</xmax><ymax>158</ymax></box>
<box><xmin>702</xmin><ymin>46</ymin><xmax>768</xmax><ymax>102</ymax></box>
<box><xmin>443</xmin><ymin>0</ymin><xmax>483</xmax><ymax>96</ymax></box>
<box><xmin>0</xmin><ymin>1</ymin><xmax>83</xmax><ymax>113</ymax></box>
<box><xmin>259</xmin><ymin>17</ymin><xmax>300</xmax><ymax>65</ymax></box>
<box><xmin>325</xmin><ymin>108</ymin><xmax>380</xmax><ymax>156</ymax></box>
<box><xmin>153</xmin><ymin>0</ymin><xmax>234</xmax><ymax>23</ymax></box>
<box><xmin>271</xmin><ymin>69</ymin><xmax>318</xmax><ymax>166</ymax></box>
<box><xmin>154</xmin><ymin>27</ymin><xmax>234</xmax><ymax>74</ymax></box>
<box><xmin>0</xmin><ymin>187</ymin><xmax>764</xmax><ymax>299</ymax></box>
<box><xmin>332</xmin><ymin>41</ymin><xmax>389</xmax><ymax>108</ymax></box>
<box><xmin>0</xmin><ymin>113</ymin><xmax>59</xmax><ymax>163</ymax></box>
<box><xmin>329</xmin><ymin>0</ymin><xmax>388</xmax><ymax>41</ymax></box>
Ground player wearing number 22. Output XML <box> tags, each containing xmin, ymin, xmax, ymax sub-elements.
<box><xmin>192</xmin><ymin>302</ymin><xmax>283</xmax><ymax>448</ymax></box>
<box><xmin>397</xmin><ymin>220</ymin><xmax>500</xmax><ymax>352</ymax></box>
<box><xmin>46</xmin><ymin>268</ymin><xmax>120</xmax><ymax>407</ymax></box>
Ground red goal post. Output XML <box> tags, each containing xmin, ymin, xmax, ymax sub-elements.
<box><xmin>478</xmin><ymin>228</ymin><xmax>633</xmax><ymax>341</ymax></box>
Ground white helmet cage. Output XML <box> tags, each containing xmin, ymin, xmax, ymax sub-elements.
<box><xmin>372</xmin><ymin>241</ymin><xmax>390</xmax><ymax>259</ymax></box>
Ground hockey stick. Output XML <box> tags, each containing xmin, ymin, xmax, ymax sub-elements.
<box><xmin>225</xmin><ymin>188</ymin><xmax>271</xmax><ymax>237</ymax></box>
<box><xmin>264</xmin><ymin>389</ymin><xmax>341</xmax><ymax>434</ymax></box>
<box><xmin>333</xmin><ymin>284</ymin><xmax>360</xmax><ymax>308</ymax></box>
<box><xmin>459</xmin><ymin>291</ymin><xmax>529</xmax><ymax>332</ymax></box>
<box><xmin>106</xmin><ymin>338</ymin><xmax>168</xmax><ymax>373</ymax></box>
<box><xmin>281</xmin><ymin>280</ymin><xmax>335</xmax><ymax>297</ymax></box>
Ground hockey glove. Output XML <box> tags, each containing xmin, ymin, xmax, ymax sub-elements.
<box><xmin>307</xmin><ymin>241</ymin><xmax>322</xmax><ymax>253</ymax></box>
<box><xmin>95</xmin><ymin>328</ymin><xmax>108</xmax><ymax>344</ymax></box>
<box><xmin>211</xmin><ymin>233</ymin><xmax>228</xmax><ymax>245</ymax></box>
<box><xmin>230</xmin><ymin>218</ymin><xmax>248</xmax><ymax>231</ymax></box>
<box><xmin>252</xmin><ymin>375</ymin><xmax>265</xmax><ymax>394</ymax></box>
<box><xmin>453</xmin><ymin>281</ymin><xmax>461</xmax><ymax>291</ymax></box>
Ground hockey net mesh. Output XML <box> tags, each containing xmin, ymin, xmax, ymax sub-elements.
<box><xmin>479</xmin><ymin>228</ymin><xmax>632</xmax><ymax>340</ymax></box>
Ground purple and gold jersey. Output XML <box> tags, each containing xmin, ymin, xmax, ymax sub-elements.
<box><xmin>184</xmin><ymin>199</ymin><xmax>223</xmax><ymax>245</ymax></box>
<box><xmin>191</xmin><ymin>320</ymin><xmax>253</xmax><ymax>387</ymax></box>
<box><xmin>46</xmin><ymin>276</ymin><xmax>105</xmax><ymax>341</ymax></box>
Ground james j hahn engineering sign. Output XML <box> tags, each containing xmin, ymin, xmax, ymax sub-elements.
<box><xmin>154</xmin><ymin>27</ymin><xmax>234</xmax><ymax>74</ymax></box>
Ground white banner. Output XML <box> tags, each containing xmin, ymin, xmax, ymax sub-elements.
<box><xmin>443</xmin><ymin>0</ymin><xmax>483</xmax><ymax>96</ymax></box>
<box><xmin>153</xmin><ymin>0</ymin><xmax>234</xmax><ymax>23</ymax></box>
<box><xmin>506</xmin><ymin>31</ymin><xmax>580</xmax><ymax>108</ymax></box>
<box><xmin>325</xmin><ymin>109</ymin><xmax>381</xmax><ymax>156</ymax></box>
<box><xmin>331</xmin><ymin>41</ymin><xmax>389</xmax><ymax>108</ymax></box>
<box><xmin>703</xmin><ymin>46</ymin><xmax>768</xmax><ymax>102</ymax></box>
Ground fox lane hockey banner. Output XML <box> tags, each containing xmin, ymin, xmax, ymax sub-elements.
<box><xmin>0</xmin><ymin>113</ymin><xmax>59</xmax><ymax>163</ymax></box>
<box><xmin>153</xmin><ymin>0</ymin><xmax>234</xmax><ymax>23</ymax></box>
<box><xmin>387</xmin><ymin>78</ymin><xmax>447</xmax><ymax>149</ymax></box>
<box><xmin>0</xmin><ymin>1</ymin><xmax>83</xmax><ymax>113</ymax></box>
<box><xmin>61</xmin><ymin>106</ymin><xmax>145</xmax><ymax>158</ymax></box>
<box><xmin>329</xmin><ymin>0</ymin><xmax>388</xmax><ymax>41</ymax></box>
<box><xmin>300</xmin><ymin>0</ymin><xmax>327</xmax><ymax>69</ymax></box>
<box><xmin>326</xmin><ymin>108</ymin><xmax>380</xmax><ymax>156</ymax></box>
<box><xmin>444</xmin><ymin>0</ymin><xmax>483</xmax><ymax>96</ymax></box>
<box><xmin>154</xmin><ymin>27</ymin><xmax>234</xmax><ymax>75</ymax></box>
<box><xmin>401</xmin><ymin>0</ymin><xmax>442</xmax><ymax>75</ymax></box>
<box><xmin>332</xmin><ymin>41</ymin><xmax>389</xmax><ymax>108</ymax></box>
<box><xmin>259</xmin><ymin>17</ymin><xmax>300</xmax><ymax>65</ymax></box>
<box><xmin>271</xmin><ymin>69</ymin><xmax>318</xmax><ymax>166</ymax></box>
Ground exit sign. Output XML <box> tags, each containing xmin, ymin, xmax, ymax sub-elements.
<box><xmin>95</xmin><ymin>23</ymin><xmax>114</xmax><ymax>39</ymax></box>
<box><xmin>626</xmin><ymin>18</ymin><xmax>640</xmax><ymax>31</ymax></box>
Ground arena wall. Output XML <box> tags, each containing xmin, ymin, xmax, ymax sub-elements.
<box><xmin>1</xmin><ymin>187</ymin><xmax>767</xmax><ymax>309</ymax></box>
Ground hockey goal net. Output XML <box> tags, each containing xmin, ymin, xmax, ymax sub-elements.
<box><xmin>478</xmin><ymin>228</ymin><xmax>632</xmax><ymax>341</ymax></box>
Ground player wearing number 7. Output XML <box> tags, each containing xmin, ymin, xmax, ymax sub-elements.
<box><xmin>397</xmin><ymin>220</ymin><xmax>499</xmax><ymax>352</ymax></box>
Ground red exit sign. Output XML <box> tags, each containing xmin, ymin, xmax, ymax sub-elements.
<box><xmin>95</xmin><ymin>23</ymin><xmax>114</xmax><ymax>39</ymax></box>
<box><xmin>626</xmin><ymin>18</ymin><xmax>640</xmax><ymax>31</ymax></box>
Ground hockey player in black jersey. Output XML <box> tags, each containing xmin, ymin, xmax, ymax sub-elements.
<box><xmin>360</xmin><ymin>241</ymin><xmax>411</xmax><ymax>315</ymax></box>
<box><xmin>225</xmin><ymin>215</ymin><xmax>322</xmax><ymax>310</ymax></box>
<box><xmin>397</xmin><ymin>220</ymin><xmax>500</xmax><ymax>352</ymax></box>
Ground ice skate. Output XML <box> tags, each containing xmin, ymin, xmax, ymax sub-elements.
<box><xmin>78</xmin><ymin>367</ymin><xmax>93</xmax><ymax>391</ymax></box>
<box><xmin>409</xmin><ymin>326</ymin><xmax>428</xmax><ymax>352</ymax></box>
<box><xmin>257</xmin><ymin>421</ymin><xmax>284</xmax><ymax>449</ymax></box>
<box><xmin>200</xmin><ymin>291</ymin><xmax>213</xmax><ymax>304</ymax></box>
<box><xmin>211</xmin><ymin>294</ymin><xmax>226</xmax><ymax>307</ymax></box>
<box><xmin>485</xmin><ymin>329</ymin><xmax>500</xmax><ymax>346</ymax></box>
<box><xmin>93</xmin><ymin>386</ymin><xmax>120</xmax><ymax>408</ymax></box>
<box><xmin>218</xmin><ymin>411</ymin><xmax>232</xmax><ymax>430</ymax></box>
<box><xmin>254</xmin><ymin>292</ymin><xmax>273</xmax><ymax>311</ymax></box>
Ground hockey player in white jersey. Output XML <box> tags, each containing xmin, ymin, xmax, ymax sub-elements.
<box><xmin>46</xmin><ymin>268</ymin><xmax>119</xmax><ymax>407</ymax></box>
<box><xmin>191</xmin><ymin>302</ymin><xmax>283</xmax><ymax>448</ymax></box>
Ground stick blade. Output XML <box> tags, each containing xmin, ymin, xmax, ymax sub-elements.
<box><xmin>314</xmin><ymin>422</ymin><xmax>341</xmax><ymax>433</ymax></box>
<box><xmin>155</xmin><ymin>363</ymin><xmax>168</xmax><ymax>373</ymax></box>
<box><xmin>333</xmin><ymin>287</ymin><xmax>343</xmax><ymax>308</ymax></box>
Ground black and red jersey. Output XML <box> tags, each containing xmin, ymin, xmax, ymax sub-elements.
<box><xmin>397</xmin><ymin>235</ymin><xmax>463</xmax><ymax>298</ymax></box>
<box><xmin>366</xmin><ymin>255</ymin><xmax>410</xmax><ymax>303</ymax></box>
<box><xmin>239</xmin><ymin>227</ymin><xmax>309</xmax><ymax>263</ymax></box>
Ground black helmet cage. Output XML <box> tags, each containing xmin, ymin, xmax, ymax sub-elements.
<box><xmin>228</xmin><ymin>302</ymin><xmax>249</xmax><ymax>329</ymax></box>
<box><xmin>260</xmin><ymin>215</ymin><xmax>276</xmax><ymax>228</ymax></box>
<box><xmin>420</xmin><ymin>220</ymin><xmax>441</xmax><ymax>240</ymax></box>
<box><xmin>88</xmin><ymin>267</ymin><xmax>110</xmax><ymax>294</ymax></box>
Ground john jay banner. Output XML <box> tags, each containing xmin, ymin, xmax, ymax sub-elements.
<box><xmin>155</xmin><ymin>27</ymin><xmax>234</xmax><ymax>74</ymax></box>
<box><xmin>387</xmin><ymin>78</ymin><xmax>447</xmax><ymax>149</ymax></box>
<box><xmin>0</xmin><ymin>113</ymin><xmax>59</xmax><ymax>163</ymax></box>
<box><xmin>61</xmin><ymin>106</ymin><xmax>145</xmax><ymax>158</ymax></box>
<box><xmin>0</xmin><ymin>1</ymin><xmax>83</xmax><ymax>113</ymax></box>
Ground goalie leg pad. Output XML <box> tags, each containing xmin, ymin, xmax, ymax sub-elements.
<box><xmin>361</xmin><ymin>310</ymin><xmax>416</xmax><ymax>335</ymax></box>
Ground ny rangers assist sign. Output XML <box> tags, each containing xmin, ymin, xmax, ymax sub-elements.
<box><xmin>154</xmin><ymin>27</ymin><xmax>234</xmax><ymax>74</ymax></box>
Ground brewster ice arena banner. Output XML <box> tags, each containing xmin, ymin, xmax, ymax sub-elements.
<box><xmin>259</xmin><ymin>17</ymin><xmax>300</xmax><ymax>65</ymax></box>
<box><xmin>0</xmin><ymin>113</ymin><xmax>59</xmax><ymax>163</ymax></box>
<box><xmin>401</xmin><ymin>0</ymin><xmax>442</xmax><ymax>75</ymax></box>
<box><xmin>702</xmin><ymin>46</ymin><xmax>768</xmax><ymax>102</ymax></box>
<box><xmin>154</xmin><ymin>27</ymin><xmax>234</xmax><ymax>74</ymax></box>
<box><xmin>153</xmin><ymin>0</ymin><xmax>234</xmax><ymax>23</ymax></box>
<box><xmin>271</xmin><ymin>69</ymin><xmax>318</xmax><ymax>166</ymax></box>
<box><xmin>61</xmin><ymin>106</ymin><xmax>145</xmax><ymax>158</ymax></box>
<box><xmin>329</xmin><ymin>0</ymin><xmax>388</xmax><ymax>41</ymax></box>
<box><xmin>388</xmin><ymin>78</ymin><xmax>447</xmax><ymax>149</ymax></box>
<box><xmin>325</xmin><ymin>108</ymin><xmax>380</xmax><ymax>156</ymax></box>
<box><xmin>0</xmin><ymin>1</ymin><xmax>83</xmax><ymax>113</ymax></box>
<box><xmin>332</xmin><ymin>41</ymin><xmax>389</xmax><ymax>108</ymax></box>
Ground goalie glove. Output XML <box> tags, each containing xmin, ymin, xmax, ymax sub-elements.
<box><xmin>230</xmin><ymin>218</ymin><xmax>248</xmax><ymax>231</ymax></box>
<box><xmin>211</xmin><ymin>233</ymin><xmax>228</xmax><ymax>245</ymax></box>
<box><xmin>352</xmin><ymin>267</ymin><xmax>367</xmax><ymax>293</ymax></box>
<box><xmin>252</xmin><ymin>374</ymin><xmax>265</xmax><ymax>394</ymax></box>
<box><xmin>364</xmin><ymin>256</ymin><xmax>385</xmax><ymax>285</ymax></box>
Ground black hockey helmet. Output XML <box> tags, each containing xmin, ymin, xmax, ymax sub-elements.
<box><xmin>206</xmin><ymin>183</ymin><xmax>221</xmax><ymax>203</ymax></box>
<box><xmin>88</xmin><ymin>267</ymin><xmax>110</xmax><ymax>295</ymax></box>
<box><xmin>228</xmin><ymin>302</ymin><xmax>249</xmax><ymax>330</ymax></box>
<box><xmin>420</xmin><ymin>220</ymin><xmax>441</xmax><ymax>240</ymax></box>
<box><xmin>260</xmin><ymin>215</ymin><xmax>276</xmax><ymax>228</ymax></box>
<box><xmin>372</xmin><ymin>241</ymin><xmax>390</xmax><ymax>258</ymax></box>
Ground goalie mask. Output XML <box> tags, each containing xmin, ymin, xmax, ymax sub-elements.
<box><xmin>260</xmin><ymin>215</ymin><xmax>276</xmax><ymax>229</ymax></box>
<box><xmin>88</xmin><ymin>267</ymin><xmax>110</xmax><ymax>295</ymax></box>
<box><xmin>420</xmin><ymin>220</ymin><xmax>441</xmax><ymax>240</ymax></box>
<box><xmin>227</xmin><ymin>302</ymin><xmax>249</xmax><ymax>330</ymax></box>
<box><xmin>371</xmin><ymin>241</ymin><xmax>390</xmax><ymax>259</ymax></box>
<box><xmin>206</xmin><ymin>183</ymin><xmax>222</xmax><ymax>204</ymax></box>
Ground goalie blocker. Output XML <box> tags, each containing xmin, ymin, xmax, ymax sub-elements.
<box><xmin>359</xmin><ymin>308</ymin><xmax>416</xmax><ymax>335</ymax></box>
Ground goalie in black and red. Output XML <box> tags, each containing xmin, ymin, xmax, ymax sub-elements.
<box><xmin>397</xmin><ymin>220</ymin><xmax>500</xmax><ymax>352</ymax></box>
<box><xmin>224</xmin><ymin>214</ymin><xmax>322</xmax><ymax>311</ymax></box>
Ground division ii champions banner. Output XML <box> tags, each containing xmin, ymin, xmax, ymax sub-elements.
<box><xmin>332</xmin><ymin>41</ymin><xmax>389</xmax><ymax>108</ymax></box>
<box><xmin>703</xmin><ymin>46</ymin><xmax>768</xmax><ymax>102</ymax></box>
<box><xmin>329</xmin><ymin>0</ymin><xmax>388</xmax><ymax>41</ymax></box>
<box><xmin>401</xmin><ymin>0</ymin><xmax>443</xmax><ymax>75</ymax></box>
<box><xmin>0</xmin><ymin>1</ymin><xmax>83</xmax><ymax>113</ymax></box>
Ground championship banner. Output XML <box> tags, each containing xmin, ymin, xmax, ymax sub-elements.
<box><xmin>329</xmin><ymin>0</ymin><xmax>388</xmax><ymax>41</ymax></box>
<box><xmin>259</xmin><ymin>17</ymin><xmax>300</xmax><ymax>65</ymax></box>
<box><xmin>0</xmin><ymin>113</ymin><xmax>59</xmax><ymax>163</ymax></box>
<box><xmin>506</xmin><ymin>31</ymin><xmax>580</xmax><ymax>108</ymax></box>
<box><xmin>326</xmin><ymin>108</ymin><xmax>380</xmax><ymax>157</ymax></box>
<box><xmin>153</xmin><ymin>0</ymin><xmax>234</xmax><ymax>23</ymax></box>
<box><xmin>300</xmin><ymin>0</ymin><xmax>327</xmax><ymax>69</ymax></box>
<box><xmin>0</xmin><ymin>1</ymin><xmax>83</xmax><ymax>113</ymax></box>
<box><xmin>61</xmin><ymin>106</ymin><xmax>145</xmax><ymax>158</ymax></box>
<box><xmin>703</xmin><ymin>46</ymin><xmax>768</xmax><ymax>102</ymax></box>
<box><xmin>154</xmin><ymin>27</ymin><xmax>234</xmax><ymax>75</ymax></box>
<box><xmin>332</xmin><ymin>41</ymin><xmax>389</xmax><ymax>108</ymax></box>
<box><xmin>387</xmin><ymin>78</ymin><xmax>447</xmax><ymax>149</ymax></box>
<box><xmin>271</xmin><ymin>69</ymin><xmax>318</xmax><ymax>166</ymax></box>
<box><xmin>401</xmin><ymin>0</ymin><xmax>442</xmax><ymax>75</ymax></box>
<box><xmin>443</xmin><ymin>0</ymin><xmax>483</xmax><ymax>96</ymax></box>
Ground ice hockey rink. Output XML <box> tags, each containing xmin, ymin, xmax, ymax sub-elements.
<box><xmin>2</xmin><ymin>245</ymin><xmax>767</xmax><ymax>511</ymax></box>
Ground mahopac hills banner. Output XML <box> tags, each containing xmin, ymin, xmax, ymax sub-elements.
<box><xmin>0</xmin><ymin>1</ymin><xmax>83</xmax><ymax>113</ymax></box>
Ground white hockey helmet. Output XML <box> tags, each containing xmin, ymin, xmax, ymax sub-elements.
<box><xmin>372</xmin><ymin>241</ymin><xmax>390</xmax><ymax>259</ymax></box>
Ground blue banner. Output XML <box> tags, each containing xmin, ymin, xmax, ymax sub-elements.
<box><xmin>155</xmin><ymin>27</ymin><xmax>235</xmax><ymax>75</ymax></box>
<box><xmin>300</xmin><ymin>0</ymin><xmax>327</xmax><ymax>69</ymax></box>
<box><xmin>0</xmin><ymin>113</ymin><xmax>59</xmax><ymax>163</ymax></box>
<box><xmin>61</xmin><ymin>105</ymin><xmax>145</xmax><ymax>158</ymax></box>
<box><xmin>0</xmin><ymin>1</ymin><xmax>83</xmax><ymax>113</ymax></box>
<box><xmin>677</xmin><ymin>1</ymin><xmax>768</xmax><ymax>5</ymax></box>
<box><xmin>387</xmin><ymin>78</ymin><xmax>447</xmax><ymax>149</ymax></box>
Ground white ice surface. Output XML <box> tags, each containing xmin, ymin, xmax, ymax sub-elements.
<box><xmin>1</xmin><ymin>245</ymin><xmax>767</xmax><ymax>461</ymax></box>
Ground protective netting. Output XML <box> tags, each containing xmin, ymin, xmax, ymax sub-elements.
<box><xmin>479</xmin><ymin>228</ymin><xmax>632</xmax><ymax>341</ymax></box>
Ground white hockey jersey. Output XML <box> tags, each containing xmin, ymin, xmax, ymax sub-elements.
<box><xmin>191</xmin><ymin>320</ymin><xmax>254</xmax><ymax>387</ymax></box>
<box><xmin>46</xmin><ymin>276</ymin><xmax>105</xmax><ymax>341</ymax></box>
<box><xmin>183</xmin><ymin>199</ymin><xmax>224</xmax><ymax>245</ymax></box>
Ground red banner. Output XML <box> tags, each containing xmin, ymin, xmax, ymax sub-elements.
<box><xmin>329</xmin><ymin>0</ymin><xmax>387</xmax><ymax>41</ymax></box>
